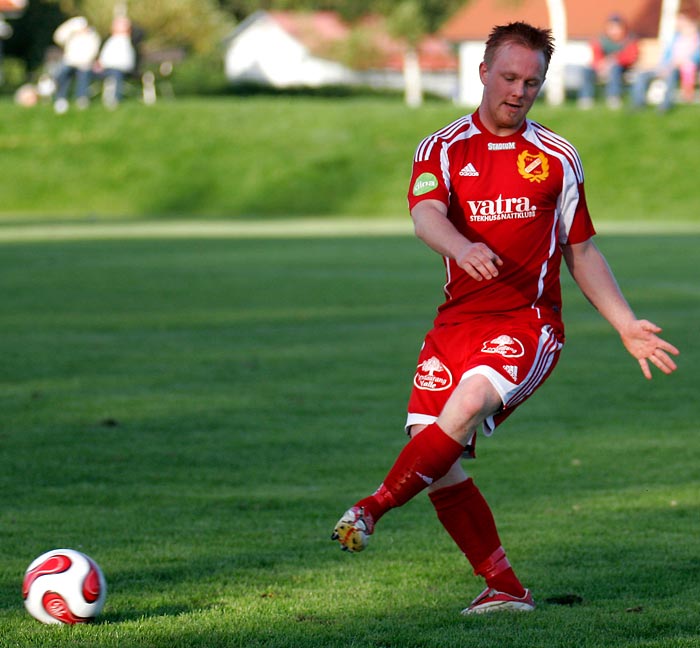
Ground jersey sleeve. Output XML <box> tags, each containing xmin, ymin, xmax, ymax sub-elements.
<box><xmin>555</xmin><ymin>148</ymin><xmax>596</xmax><ymax>245</ymax></box>
<box><xmin>562</xmin><ymin>181</ymin><xmax>596</xmax><ymax>244</ymax></box>
<box><xmin>529</xmin><ymin>121</ymin><xmax>597</xmax><ymax>246</ymax></box>
<box><xmin>407</xmin><ymin>136</ymin><xmax>451</xmax><ymax>212</ymax></box>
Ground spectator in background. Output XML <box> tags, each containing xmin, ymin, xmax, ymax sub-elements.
<box><xmin>578</xmin><ymin>14</ymin><xmax>639</xmax><ymax>109</ymax></box>
<box><xmin>52</xmin><ymin>16</ymin><xmax>101</xmax><ymax>114</ymax></box>
<box><xmin>632</xmin><ymin>12</ymin><xmax>700</xmax><ymax>112</ymax></box>
<box><xmin>97</xmin><ymin>16</ymin><xmax>136</xmax><ymax>109</ymax></box>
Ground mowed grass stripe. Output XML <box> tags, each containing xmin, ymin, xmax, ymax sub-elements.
<box><xmin>0</xmin><ymin>218</ymin><xmax>699</xmax><ymax>242</ymax></box>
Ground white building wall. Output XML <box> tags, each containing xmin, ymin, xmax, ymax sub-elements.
<box><xmin>224</xmin><ymin>16</ymin><xmax>354</xmax><ymax>87</ymax></box>
<box><xmin>457</xmin><ymin>42</ymin><xmax>486</xmax><ymax>106</ymax></box>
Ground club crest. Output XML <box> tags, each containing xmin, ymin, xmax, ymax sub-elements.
<box><xmin>517</xmin><ymin>150</ymin><xmax>549</xmax><ymax>183</ymax></box>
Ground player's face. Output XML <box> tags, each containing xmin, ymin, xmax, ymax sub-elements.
<box><xmin>478</xmin><ymin>42</ymin><xmax>546</xmax><ymax>136</ymax></box>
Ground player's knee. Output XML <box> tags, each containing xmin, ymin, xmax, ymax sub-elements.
<box><xmin>459</xmin><ymin>377</ymin><xmax>499</xmax><ymax>414</ymax></box>
<box><xmin>438</xmin><ymin>376</ymin><xmax>501</xmax><ymax>439</ymax></box>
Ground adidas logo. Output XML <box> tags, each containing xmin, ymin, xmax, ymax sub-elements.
<box><xmin>459</xmin><ymin>163</ymin><xmax>479</xmax><ymax>177</ymax></box>
<box><xmin>503</xmin><ymin>365</ymin><xmax>518</xmax><ymax>381</ymax></box>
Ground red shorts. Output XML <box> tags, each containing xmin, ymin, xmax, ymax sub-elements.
<box><xmin>406</xmin><ymin>314</ymin><xmax>564</xmax><ymax>452</ymax></box>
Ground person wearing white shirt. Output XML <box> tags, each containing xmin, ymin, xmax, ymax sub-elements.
<box><xmin>52</xmin><ymin>16</ymin><xmax>101</xmax><ymax>113</ymax></box>
<box><xmin>97</xmin><ymin>16</ymin><xmax>136</xmax><ymax>108</ymax></box>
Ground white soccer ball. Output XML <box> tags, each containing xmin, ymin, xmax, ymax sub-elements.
<box><xmin>22</xmin><ymin>549</ymin><xmax>107</xmax><ymax>624</ymax></box>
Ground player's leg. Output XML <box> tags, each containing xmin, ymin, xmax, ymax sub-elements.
<box><xmin>679</xmin><ymin>63</ymin><xmax>697</xmax><ymax>103</ymax></box>
<box><xmin>331</xmin><ymin>375</ymin><xmax>501</xmax><ymax>552</ymax></box>
<box><xmin>443</xmin><ymin>323</ymin><xmax>562</xmax><ymax>613</ymax></box>
<box><xmin>330</xmin><ymin>422</ymin><xmax>466</xmax><ymax>552</ymax></box>
<box><xmin>426</xmin><ymin>458</ymin><xmax>532</xmax><ymax>613</ymax></box>
<box><xmin>74</xmin><ymin>68</ymin><xmax>92</xmax><ymax>109</ymax></box>
<box><xmin>53</xmin><ymin>65</ymin><xmax>73</xmax><ymax>114</ymax></box>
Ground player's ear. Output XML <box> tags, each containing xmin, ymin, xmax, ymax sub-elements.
<box><xmin>479</xmin><ymin>61</ymin><xmax>488</xmax><ymax>85</ymax></box>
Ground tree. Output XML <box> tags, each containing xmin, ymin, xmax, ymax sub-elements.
<box><xmin>219</xmin><ymin>0</ymin><xmax>392</xmax><ymax>23</ymax></box>
<box><xmin>383</xmin><ymin>0</ymin><xmax>466</xmax><ymax>107</ymax></box>
<box><xmin>3</xmin><ymin>0</ymin><xmax>65</xmax><ymax>73</ymax></box>
<box><xmin>47</xmin><ymin>0</ymin><xmax>232</xmax><ymax>54</ymax></box>
<box><xmin>386</xmin><ymin>1</ymin><xmax>427</xmax><ymax>107</ymax></box>
<box><xmin>420</xmin><ymin>356</ymin><xmax>444</xmax><ymax>377</ymax></box>
<box><xmin>220</xmin><ymin>0</ymin><xmax>372</xmax><ymax>22</ymax></box>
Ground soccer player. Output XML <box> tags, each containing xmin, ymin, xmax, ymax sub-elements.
<box><xmin>331</xmin><ymin>22</ymin><xmax>679</xmax><ymax>615</ymax></box>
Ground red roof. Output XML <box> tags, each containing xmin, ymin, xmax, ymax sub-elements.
<box><xmin>441</xmin><ymin>0</ymin><xmax>669</xmax><ymax>41</ymax></box>
<box><xmin>268</xmin><ymin>11</ymin><xmax>457</xmax><ymax>72</ymax></box>
<box><xmin>0</xmin><ymin>0</ymin><xmax>26</xmax><ymax>12</ymax></box>
<box><xmin>269</xmin><ymin>11</ymin><xmax>349</xmax><ymax>48</ymax></box>
<box><xmin>358</xmin><ymin>15</ymin><xmax>457</xmax><ymax>71</ymax></box>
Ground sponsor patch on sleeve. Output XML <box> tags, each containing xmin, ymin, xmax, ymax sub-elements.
<box><xmin>412</xmin><ymin>172</ymin><xmax>439</xmax><ymax>196</ymax></box>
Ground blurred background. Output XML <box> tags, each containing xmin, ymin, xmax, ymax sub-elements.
<box><xmin>0</xmin><ymin>0</ymin><xmax>698</xmax><ymax>222</ymax></box>
<box><xmin>2</xmin><ymin>0</ymin><xmax>698</xmax><ymax>109</ymax></box>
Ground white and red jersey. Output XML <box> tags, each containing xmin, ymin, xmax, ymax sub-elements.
<box><xmin>408</xmin><ymin>110</ymin><xmax>596</xmax><ymax>332</ymax></box>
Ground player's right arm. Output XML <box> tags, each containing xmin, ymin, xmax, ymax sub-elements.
<box><xmin>411</xmin><ymin>199</ymin><xmax>503</xmax><ymax>282</ymax></box>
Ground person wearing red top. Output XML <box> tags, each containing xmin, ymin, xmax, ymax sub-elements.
<box><xmin>578</xmin><ymin>14</ymin><xmax>640</xmax><ymax>109</ymax></box>
<box><xmin>332</xmin><ymin>21</ymin><xmax>679</xmax><ymax>615</ymax></box>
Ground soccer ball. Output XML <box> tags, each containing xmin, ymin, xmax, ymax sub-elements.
<box><xmin>22</xmin><ymin>549</ymin><xmax>107</xmax><ymax>624</ymax></box>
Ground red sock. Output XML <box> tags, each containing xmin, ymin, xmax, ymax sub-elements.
<box><xmin>429</xmin><ymin>478</ymin><xmax>525</xmax><ymax>597</ymax></box>
<box><xmin>355</xmin><ymin>423</ymin><xmax>464</xmax><ymax>524</ymax></box>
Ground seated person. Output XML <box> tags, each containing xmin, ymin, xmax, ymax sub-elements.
<box><xmin>578</xmin><ymin>14</ymin><xmax>639</xmax><ymax>109</ymax></box>
<box><xmin>632</xmin><ymin>12</ymin><xmax>700</xmax><ymax>111</ymax></box>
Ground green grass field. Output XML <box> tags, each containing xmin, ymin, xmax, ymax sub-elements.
<box><xmin>1</xmin><ymin>95</ymin><xmax>698</xmax><ymax>645</ymax></box>
<box><xmin>1</xmin><ymin>224</ymin><xmax>698</xmax><ymax>647</ymax></box>
<box><xmin>1</xmin><ymin>96</ymin><xmax>699</xmax><ymax>223</ymax></box>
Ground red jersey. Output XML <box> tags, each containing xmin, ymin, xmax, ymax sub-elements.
<box><xmin>408</xmin><ymin>110</ymin><xmax>596</xmax><ymax>330</ymax></box>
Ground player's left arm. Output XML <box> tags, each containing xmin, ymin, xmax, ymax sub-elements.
<box><xmin>562</xmin><ymin>238</ymin><xmax>679</xmax><ymax>379</ymax></box>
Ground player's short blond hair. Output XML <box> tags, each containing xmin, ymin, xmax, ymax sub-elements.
<box><xmin>484</xmin><ymin>22</ymin><xmax>555</xmax><ymax>72</ymax></box>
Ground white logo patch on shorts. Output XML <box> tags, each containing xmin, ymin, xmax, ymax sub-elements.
<box><xmin>482</xmin><ymin>335</ymin><xmax>525</xmax><ymax>358</ymax></box>
<box><xmin>414</xmin><ymin>356</ymin><xmax>453</xmax><ymax>391</ymax></box>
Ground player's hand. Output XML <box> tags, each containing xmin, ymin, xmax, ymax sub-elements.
<box><xmin>455</xmin><ymin>242</ymin><xmax>503</xmax><ymax>281</ymax></box>
<box><xmin>619</xmin><ymin>319</ymin><xmax>679</xmax><ymax>379</ymax></box>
